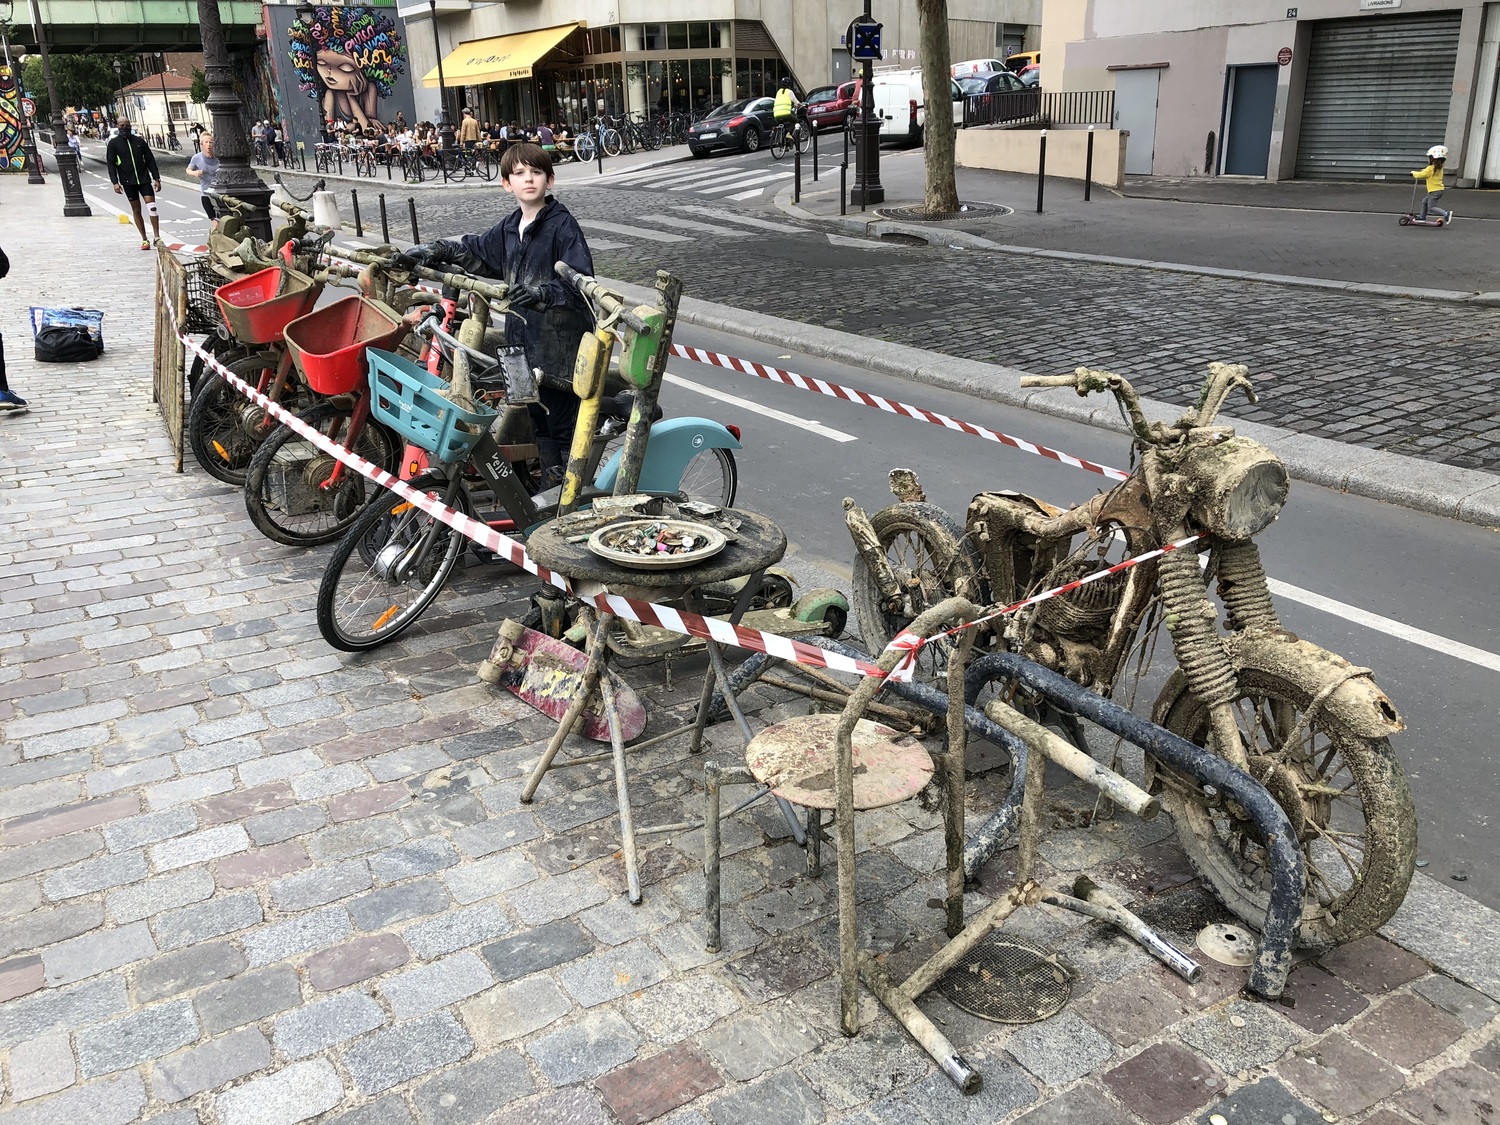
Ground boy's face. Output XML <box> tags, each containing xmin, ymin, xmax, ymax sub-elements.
<box><xmin>503</xmin><ymin>162</ymin><xmax>552</xmax><ymax>205</ymax></box>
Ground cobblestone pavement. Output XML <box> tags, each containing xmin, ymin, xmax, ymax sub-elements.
<box><xmin>3</xmin><ymin>188</ymin><xmax>1498</xmax><ymax>1125</ymax></box>
<box><xmin>283</xmin><ymin>169</ymin><xmax>1500</xmax><ymax>476</ymax></box>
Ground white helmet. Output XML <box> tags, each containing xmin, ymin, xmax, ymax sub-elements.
<box><xmin>1427</xmin><ymin>144</ymin><xmax>1449</xmax><ymax>160</ymax></box>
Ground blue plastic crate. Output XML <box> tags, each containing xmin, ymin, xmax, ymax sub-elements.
<box><xmin>368</xmin><ymin>348</ymin><xmax>497</xmax><ymax>464</ymax></box>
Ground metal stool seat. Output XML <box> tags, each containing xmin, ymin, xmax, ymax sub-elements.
<box><xmin>745</xmin><ymin>715</ymin><xmax>932</xmax><ymax>810</ymax></box>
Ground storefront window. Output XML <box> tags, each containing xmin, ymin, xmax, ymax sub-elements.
<box><xmin>689</xmin><ymin>22</ymin><xmax>710</xmax><ymax>50</ymax></box>
<box><xmin>689</xmin><ymin>59</ymin><xmax>711</xmax><ymax>111</ymax></box>
<box><xmin>648</xmin><ymin>60</ymin><xmax>665</xmax><ymax>112</ymax></box>
<box><xmin>750</xmin><ymin>58</ymin><xmax>762</xmax><ymax>98</ymax></box>
<box><xmin>668</xmin><ymin>24</ymin><xmax>688</xmax><ymax>51</ymax></box>
<box><xmin>736</xmin><ymin>60</ymin><xmax>750</xmax><ymax>99</ymax></box>
<box><xmin>666</xmin><ymin>59</ymin><xmax>686</xmax><ymax>112</ymax></box>
<box><xmin>641</xmin><ymin>24</ymin><xmax>664</xmax><ymax>51</ymax></box>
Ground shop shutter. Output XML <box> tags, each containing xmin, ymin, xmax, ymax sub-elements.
<box><xmin>1295</xmin><ymin>10</ymin><xmax>1462</xmax><ymax>180</ymax></box>
<box><xmin>734</xmin><ymin>21</ymin><xmax>776</xmax><ymax>55</ymax></box>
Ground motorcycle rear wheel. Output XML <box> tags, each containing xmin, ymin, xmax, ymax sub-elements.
<box><xmin>1152</xmin><ymin>664</ymin><xmax>1417</xmax><ymax>951</ymax></box>
<box><xmin>849</xmin><ymin>503</ymin><xmax>987</xmax><ymax>678</ymax></box>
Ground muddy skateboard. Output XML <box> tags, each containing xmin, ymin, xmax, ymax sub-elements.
<box><xmin>478</xmin><ymin>619</ymin><xmax>646</xmax><ymax>743</ymax></box>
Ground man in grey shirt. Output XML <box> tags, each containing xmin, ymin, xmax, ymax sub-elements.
<box><xmin>186</xmin><ymin>132</ymin><xmax>221</xmax><ymax>220</ymax></box>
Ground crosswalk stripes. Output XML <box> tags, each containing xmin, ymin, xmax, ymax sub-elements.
<box><xmin>577</xmin><ymin>219</ymin><xmax>692</xmax><ymax>243</ymax></box>
<box><xmin>593</xmin><ymin>158</ymin><xmax>794</xmax><ymax>200</ymax></box>
<box><xmin>578</xmin><ymin>204</ymin><xmax>816</xmax><ymax>253</ymax></box>
<box><xmin>632</xmin><ymin>214</ymin><xmax>752</xmax><ymax>238</ymax></box>
<box><xmin>673</xmin><ymin>206</ymin><xmax>804</xmax><ymax>234</ymax></box>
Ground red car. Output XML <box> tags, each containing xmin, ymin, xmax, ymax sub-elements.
<box><xmin>805</xmin><ymin>80</ymin><xmax>861</xmax><ymax>131</ymax></box>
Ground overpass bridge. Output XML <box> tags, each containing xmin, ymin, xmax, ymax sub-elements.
<box><xmin>6</xmin><ymin>0</ymin><xmax>263</xmax><ymax>52</ymax></box>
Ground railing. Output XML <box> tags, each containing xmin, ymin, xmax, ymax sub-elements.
<box><xmin>963</xmin><ymin>89</ymin><xmax>1115</xmax><ymax>130</ymax></box>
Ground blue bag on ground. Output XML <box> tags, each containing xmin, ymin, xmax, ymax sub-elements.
<box><xmin>29</xmin><ymin>306</ymin><xmax>105</xmax><ymax>355</ymax></box>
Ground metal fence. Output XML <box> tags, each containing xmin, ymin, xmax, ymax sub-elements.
<box><xmin>962</xmin><ymin>89</ymin><xmax>1115</xmax><ymax>130</ymax></box>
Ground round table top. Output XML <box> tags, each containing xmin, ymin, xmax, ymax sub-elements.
<box><xmin>746</xmin><ymin>714</ymin><xmax>934</xmax><ymax>811</ymax></box>
<box><xmin>525</xmin><ymin>506</ymin><xmax>788</xmax><ymax>591</ymax></box>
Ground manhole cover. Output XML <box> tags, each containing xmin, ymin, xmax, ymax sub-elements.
<box><xmin>937</xmin><ymin>934</ymin><xmax>1072</xmax><ymax>1023</ymax></box>
<box><xmin>880</xmin><ymin>201</ymin><xmax>1012</xmax><ymax>222</ymax></box>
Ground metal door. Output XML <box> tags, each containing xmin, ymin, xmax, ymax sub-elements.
<box><xmin>1222</xmin><ymin>64</ymin><xmax>1279</xmax><ymax>176</ymax></box>
<box><xmin>832</xmin><ymin>49</ymin><xmax>851</xmax><ymax>85</ymax></box>
<box><xmin>1295</xmin><ymin>11</ymin><xmax>1461</xmax><ymax>180</ymax></box>
<box><xmin>1113</xmin><ymin>68</ymin><xmax>1160</xmax><ymax>175</ymax></box>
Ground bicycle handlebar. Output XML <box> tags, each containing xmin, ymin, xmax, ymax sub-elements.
<box><xmin>333</xmin><ymin>246</ymin><xmax>510</xmax><ymax>302</ymax></box>
<box><xmin>1018</xmin><ymin>374</ymin><xmax>1077</xmax><ymax>388</ymax></box>
<box><xmin>553</xmin><ymin>263</ymin><xmax>653</xmax><ymax>336</ymax></box>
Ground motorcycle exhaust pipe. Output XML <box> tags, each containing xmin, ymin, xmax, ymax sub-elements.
<box><xmin>1042</xmin><ymin>876</ymin><xmax>1203</xmax><ymax>983</ymax></box>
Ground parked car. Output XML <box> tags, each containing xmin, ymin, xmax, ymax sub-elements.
<box><xmin>1017</xmin><ymin>64</ymin><xmax>1041</xmax><ymax>88</ymax></box>
<box><xmin>805</xmin><ymin>80</ymin><xmax>860</xmax><ymax>131</ymax></box>
<box><xmin>951</xmin><ymin>58</ymin><xmax>1006</xmax><ymax>79</ymax></box>
<box><xmin>956</xmin><ymin>71</ymin><xmax>1027</xmax><ymax>95</ymax></box>
<box><xmin>687</xmin><ymin>97</ymin><xmax>777</xmax><ymax>156</ymax></box>
<box><xmin>1005</xmin><ymin>51</ymin><xmax>1041</xmax><ymax>73</ymax></box>
<box><xmin>957</xmin><ymin>70</ymin><xmax>1041</xmax><ymax>126</ymax></box>
<box><xmin>871</xmin><ymin>70</ymin><xmax>964</xmax><ymax>145</ymax></box>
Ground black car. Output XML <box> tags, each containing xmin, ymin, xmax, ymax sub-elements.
<box><xmin>687</xmin><ymin>97</ymin><xmax>777</xmax><ymax>157</ymax></box>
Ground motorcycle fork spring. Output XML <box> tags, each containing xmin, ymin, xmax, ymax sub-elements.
<box><xmin>1216</xmin><ymin>541</ymin><xmax>1280</xmax><ymax>635</ymax></box>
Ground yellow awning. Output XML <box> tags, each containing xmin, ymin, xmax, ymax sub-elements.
<box><xmin>422</xmin><ymin>22</ymin><xmax>580</xmax><ymax>87</ymax></box>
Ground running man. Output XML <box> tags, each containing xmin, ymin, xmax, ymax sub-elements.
<box><xmin>105</xmin><ymin>116</ymin><xmax>162</xmax><ymax>249</ymax></box>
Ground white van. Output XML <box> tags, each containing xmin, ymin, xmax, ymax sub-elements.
<box><xmin>951</xmin><ymin>58</ymin><xmax>1005</xmax><ymax>78</ymax></box>
<box><xmin>871</xmin><ymin>69</ymin><xmax>964</xmax><ymax>144</ymax></box>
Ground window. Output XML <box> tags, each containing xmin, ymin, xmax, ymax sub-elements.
<box><xmin>169</xmin><ymin>101</ymin><xmax>188</xmax><ymax>120</ymax></box>
<box><xmin>689</xmin><ymin>22</ymin><xmax>710</xmax><ymax>50</ymax></box>
<box><xmin>750</xmin><ymin>58</ymin><xmax>762</xmax><ymax>98</ymax></box>
<box><xmin>641</xmin><ymin>23</ymin><xmax>664</xmax><ymax>51</ymax></box>
<box><xmin>668</xmin><ymin>24</ymin><xmax>688</xmax><ymax>51</ymax></box>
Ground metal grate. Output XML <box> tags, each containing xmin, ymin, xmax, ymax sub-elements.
<box><xmin>938</xmin><ymin>935</ymin><xmax>1072</xmax><ymax>1023</ymax></box>
<box><xmin>880</xmin><ymin>201</ymin><xmax>1010</xmax><ymax>222</ymax></box>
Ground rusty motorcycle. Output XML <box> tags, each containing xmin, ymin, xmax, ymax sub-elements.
<box><xmin>844</xmin><ymin>362</ymin><xmax>1417</xmax><ymax>951</ymax></box>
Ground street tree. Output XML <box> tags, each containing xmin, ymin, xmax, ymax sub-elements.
<box><xmin>22</xmin><ymin>53</ymin><xmax>132</xmax><ymax>117</ymax></box>
<box><xmin>917</xmin><ymin>0</ymin><xmax>959</xmax><ymax>214</ymax></box>
<box><xmin>190</xmin><ymin>66</ymin><xmax>209</xmax><ymax>104</ymax></box>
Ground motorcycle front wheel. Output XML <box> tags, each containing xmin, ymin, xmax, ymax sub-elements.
<box><xmin>849</xmin><ymin>503</ymin><xmax>988</xmax><ymax>678</ymax></box>
<box><xmin>1152</xmin><ymin>664</ymin><xmax>1417</xmax><ymax>952</ymax></box>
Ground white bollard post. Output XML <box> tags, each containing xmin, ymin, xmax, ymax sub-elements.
<box><xmin>270</xmin><ymin>182</ymin><xmax>298</xmax><ymax>212</ymax></box>
<box><xmin>312</xmin><ymin>190</ymin><xmax>343</xmax><ymax>230</ymax></box>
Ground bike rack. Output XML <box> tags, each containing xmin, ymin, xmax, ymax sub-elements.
<box><xmin>718</xmin><ymin>637</ymin><xmax>1303</xmax><ymax>999</ymax></box>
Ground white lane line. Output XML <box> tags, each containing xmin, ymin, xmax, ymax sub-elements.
<box><xmin>664</xmin><ymin>371</ymin><xmax>856</xmax><ymax>443</ymax></box>
<box><xmin>1266</xmin><ymin>578</ymin><xmax>1500</xmax><ymax>673</ymax></box>
<box><xmin>607</xmin><ymin>164</ymin><xmax>737</xmax><ymax>189</ymax></box>
<box><xmin>667</xmin><ymin>167</ymin><xmax>785</xmax><ymax>193</ymax></box>
<box><xmin>727</xmin><ymin>189</ymin><xmax>765</xmax><ymax>201</ymax></box>
<box><xmin>676</xmin><ymin>205</ymin><xmax>805</xmax><ymax>234</ymax></box>
<box><xmin>696</xmin><ymin>172</ymin><xmax>792</xmax><ymax>195</ymax></box>
<box><xmin>85</xmin><ymin>193</ymin><xmax>132</xmax><ymax>218</ymax></box>
<box><xmin>162</xmin><ymin>199</ymin><xmax>190</xmax><ymax>209</ymax></box>
<box><xmin>589</xmin><ymin>239</ymin><xmax>629</xmax><ymax>250</ymax></box>
<box><xmin>634</xmin><ymin>213</ymin><xmax>752</xmax><ymax>238</ymax></box>
<box><xmin>577</xmin><ymin>219</ymin><xmax>692</xmax><ymax>243</ymax></box>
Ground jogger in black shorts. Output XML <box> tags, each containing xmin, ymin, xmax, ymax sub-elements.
<box><xmin>105</xmin><ymin>117</ymin><xmax>163</xmax><ymax>249</ymax></box>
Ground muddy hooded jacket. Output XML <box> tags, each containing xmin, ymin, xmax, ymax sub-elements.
<box><xmin>428</xmin><ymin>197</ymin><xmax>594</xmax><ymax>381</ymax></box>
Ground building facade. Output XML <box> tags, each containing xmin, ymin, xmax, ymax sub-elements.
<box><xmin>1043</xmin><ymin>0</ymin><xmax>1498</xmax><ymax>185</ymax></box>
<box><xmin>397</xmin><ymin>0</ymin><xmax>1041</xmax><ymax>131</ymax></box>
<box><xmin>116</xmin><ymin>72</ymin><xmax>209</xmax><ymax>144</ymax></box>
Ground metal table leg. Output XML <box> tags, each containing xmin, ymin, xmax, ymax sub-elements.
<box><xmin>599</xmin><ymin>671</ymin><xmax>642</xmax><ymax>904</ymax></box>
<box><xmin>519</xmin><ymin>610</ymin><xmax>612</xmax><ymax>804</ymax></box>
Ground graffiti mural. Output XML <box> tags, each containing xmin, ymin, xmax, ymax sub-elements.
<box><xmin>0</xmin><ymin>66</ymin><xmax>24</xmax><ymax>171</ymax></box>
<box><xmin>288</xmin><ymin>6</ymin><xmax>408</xmax><ymax>135</ymax></box>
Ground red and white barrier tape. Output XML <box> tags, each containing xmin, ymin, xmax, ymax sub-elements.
<box><xmin>884</xmin><ymin>534</ymin><xmax>1201</xmax><ymax>677</ymax></box>
<box><xmin>158</xmin><ymin>260</ymin><xmax>894</xmax><ymax>681</ymax></box>
<box><xmin>668</xmin><ymin>344</ymin><xmax>1130</xmax><ymax>482</ymax></box>
<box><xmin>160</xmin><ymin>240</ymin><xmax>209</xmax><ymax>254</ymax></box>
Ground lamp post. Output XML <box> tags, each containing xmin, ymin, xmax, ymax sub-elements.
<box><xmin>27</xmin><ymin>0</ymin><xmax>88</xmax><ymax>214</ymax></box>
<box><xmin>0</xmin><ymin>0</ymin><xmax>44</xmax><ymax>182</ymax></box>
<box><xmin>111</xmin><ymin>56</ymin><xmax>123</xmax><ymax>124</ymax></box>
<box><xmin>427</xmin><ymin>0</ymin><xmax>453</xmax><ymax>147</ymax></box>
<box><xmin>198</xmin><ymin>0</ymin><xmax>270</xmax><ymax>238</ymax></box>
<box><xmin>154</xmin><ymin>51</ymin><xmax>177</xmax><ymax>149</ymax></box>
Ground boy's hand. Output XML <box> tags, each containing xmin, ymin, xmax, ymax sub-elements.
<box><xmin>510</xmin><ymin>281</ymin><xmax>550</xmax><ymax>309</ymax></box>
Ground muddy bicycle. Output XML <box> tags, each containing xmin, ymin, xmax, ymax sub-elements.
<box><xmin>845</xmin><ymin>361</ymin><xmax>1417</xmax><ymax>950</ymax></box>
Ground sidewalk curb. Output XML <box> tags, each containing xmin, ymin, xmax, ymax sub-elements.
<box><xmin>774</xmin><ymin>186</ymin><xmax>1500</xmax><ymax>307</ymax></box>
<box><xmin>611</xmin><ymin>278</ymin><xmax>1500</xmax><ymax>528</ymax></box>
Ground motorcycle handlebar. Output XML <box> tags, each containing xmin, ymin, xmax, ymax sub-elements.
<box><xmin>334</xmin><ymin>246</ymin><xmax>511</xmax><ymax>303</ymax></box>
<box><xmin>1018</xmin><ymin>374</ymin><xmax>1078</xmax><ymax>388</ymax></box>
<box><xmin>554</xmin><ymin>263</ymin><xmax>653</xmax><ymax>337</ymax></box>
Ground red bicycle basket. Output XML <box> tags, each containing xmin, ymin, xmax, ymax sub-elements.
<box><xmin>214</xmin><ymin>266</ymin><xmax>321</xmax><ymax>346</ymax></box>
<box><xmin>282</xmin><ymin>296</ymin><xmax>408</xmax><ymax>396</ymax></box>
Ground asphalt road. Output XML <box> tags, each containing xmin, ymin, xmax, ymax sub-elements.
<box><xmin>660</xmin><ymin>319</ymin><xmax>1500</xmax><ymax>912</ymax></box>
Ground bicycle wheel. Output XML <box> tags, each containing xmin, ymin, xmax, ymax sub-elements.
<box><xmin>601</xmin><ymin>129</ymin><xmax>623</xmax><ymax>158</ymax></box>
<box><xmin>644</xmin><ymin>126</ymin><xmax>662</xmax><ymax>151</ymax></box>
<box><xmin>243</xmin><ymin>402</ymin><xmax>400</xmax><ymax>547</ymax></box>
<box><xmin>795</xmin><ymin>125</ymin><xmax>811</xmax><ymax>155</ymax></box>
<box><xmin>676</xmin><ymin>447</ymin><xmax>737</xmax><ymax>507</ymax></box>
<box><xmin>574</xmin><ymin>133</ymin><xmax>596</xmax><ymax>163</ymax></box>
<box><xmin>316</xmin><ymin>473</ymin><xmax>473</xmax><ymax>651</ymax></box>
<box><xmin>473</xmin><ymin>152</ymin><xmax>497</xmax><ymax>181</ymax></box>
<box><xmin>769</xmin><ymin>127</ymin><xmax>789</xmax><ymax>160</ymax></box>
<box><xmin>187</xmin><ymin>354</ymin><xmax>284</xmax><ymax>486</ymax></box>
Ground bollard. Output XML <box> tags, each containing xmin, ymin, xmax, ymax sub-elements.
<box><xmin>386</xmin><ymin>155</ymin><xmax>393</xmax><ymax>180</ymax></box>
<box><xmin>794</xmin><ymin>138</ymin><xmax>802</xmax><ymax>204</ymax></box>
<box><xmin>596</xmin><ymin>125</ymin><xmax>604</xmax><ymax>175</ymax></box>
<box><xmin>1084</xmin><ymin>125</ymin><xmax>1094</xmax><ymax>202</ymax></box>
<box><xmin>408</xmin><ymin>197</ymin><xmax>420</xmax><ymax>244</ymax></box>
<box><xmin>351</xmin><ymin>190</ymin><xmax>363</xmax><ymax>237</ymax></box>
<box><xmin>813</xmin><ymin>125</ymin><xmax>820</xmax><ymax>182</ymax></box>
<box><xmin>312</xmin><ymin>190</ymin><xmax>343</xmax><ymax>230</ymax></box>
<box><xmin>841</xmin><ymin>125</ymin><xmax>849</xmax><ymax>216</ymax></box>
<box><xmin>1036</xmin><ymin>129</ymin><xmax>1047</xmax><ymax>214</ymax></box>
<box><xmin>379</xmin><ymin>193</ymin><xmax>390</xmax><ymax>244</ymax></box>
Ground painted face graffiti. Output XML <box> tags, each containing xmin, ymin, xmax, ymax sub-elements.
<box><xmin>289</xmin><ymin>6</ymin><xmax>408</xmax><ymax>135</ymax></box>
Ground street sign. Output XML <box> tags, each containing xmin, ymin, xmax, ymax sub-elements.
<box><xmin>1277</xmin><ymin>47</ymin><xmax>1293</xmax><ymax>65</ymax></box>
<box><xmin>848</xmin><ymin>18</ymin><xmax>883</xmax><ymax>62</ymax></box>
<box><xmin>20</xmin><ymin>97</ymin><xmax>35</xmax><ymax>118</ymax></box>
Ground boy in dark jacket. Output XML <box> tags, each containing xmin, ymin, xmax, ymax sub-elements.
<box><xmin>104</xmin><ymin>117</ymin><xmax>162</xmax><ymax>249</ymax></box>
<box><xmin>394</xmin><ymin>143</ymin><xmax>594</xmax><ymax>485</ymax></box>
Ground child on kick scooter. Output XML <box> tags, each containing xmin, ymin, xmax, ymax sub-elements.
<box><xmin>1411</xmin><ymin>145</ymin><xmax>1453</xmax><ymax>225</ymax></box>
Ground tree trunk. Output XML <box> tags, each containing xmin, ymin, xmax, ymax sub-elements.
<box><xmin>917</xmin><ymin>0</ymin><xmax>959</xmax><ymax>215</ymax></box>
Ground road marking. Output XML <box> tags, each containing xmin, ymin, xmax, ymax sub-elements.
<box><xmin>664</xmin><ymin>372</ymin><xmax>857</xmax><ymax>442</ymax></box>
<box><xmin>606</xmin><ymin>163</ymin><xmax>734</xmax><ymax>189</ymax></box>
<box><xmin>676</xmin><ymin>206</ymin><xmax>805</xmax><ymax>234</ymax></box>
<box><xmin>827</xmin><ymin>233</ymin><xmax>893</xmax><ymax>250</ymax></box>
<box><xmin>162</xmin><ymin>199</ymin><xmax>190</xmax><ymax>209</ymax></box>
<box><xmin>727</xmin><ymin>188</ymin><xmax>765</xmax><ymax>201</ymax></box>
<box><xmin>577</xmin><ymin>219</ymin><xmax>691</xmax><ymax>243</ymax></box>
<box><xmin>692</xmin><ymin>171</ymin><xmax>793</xmax><ymax>195</ymax></box>
<box><xmin>85</xmin><ymin>193</ymin><xmax>131</xmax><ymax>218</ymax></box>
<box><xmin>589</xmin><ymin>239</ymin><xmax>628</xmax><ymax>251</ymax></box>
<box><xmin>1266</xmin><ymin>578</ymin><xmax>1500</xmax><ymax>673</ymax></box>
<box><xmin>668</xmin><ymin>167</ymin><xmax>786</xmax><ymax>193</ymax></box>
<box><xmin>634</xmin><ymin>213</ymin><xmax>752</xmax><ymax>238</ymax></box>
